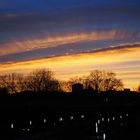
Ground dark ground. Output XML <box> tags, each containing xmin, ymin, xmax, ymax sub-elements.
<box><xmin>0</xmin><ymin>92</ymin><xmax>140</xmax><ymax>140</ymax></box>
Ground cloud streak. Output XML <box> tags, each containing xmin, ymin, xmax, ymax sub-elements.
<box><xmin>0</xmin><ymin>43</ymin><xmax>140</xmax><ymax>89</ymax></box>
<box><xmin>0</xmin><ymin>30</ymin><xmax>139</xmax><ymax>57</ymax></box>
<box><xmin>0</xmin><ymin>0</ymin><xmax>140</xmax><ymax>89</ymax></box>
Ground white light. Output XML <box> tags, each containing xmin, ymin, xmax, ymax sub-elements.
<box><xmin>59</xmin><ymin>117</ymin><xmax>63</xmax><ymax>122</ymax></box>
<box><xmin>27</xmin><ymin>128</ymin><xmax>30</xmax><ymax>131</ymax></box>
<box><xmin>22</xmin><ymin>128</ymin><xmax>25</xmax><ymax>131</ymax></box>
<box><xmin>96</xmin><ymin>126</ymin><xmax>98</xmax><ymax>133</ymax></box>
<box><xmin>44</xmin><ymin>118</ymin><xmax>46</xmax><ymax>123</ymax></box>
<box><xmin>81</xmin><ymin>115</ymin><xmax>84</xmax><ymax>119</ymax></box>
<box><xmin>103</xmin><ymin>133</ymin><xmax>106</xmax><ymax>140</ymax></box>
<box><xmin>113</xmin><ymin>117</ymin><xmax>115</xmax><ymax>121</ymax></box>
<box><xmin>120</xmin><ymin>115</ymin><xmax>122</xmax><ymax>119</ymax></box>
<box><xmin>29</xmin><ymin>120</ymin><xmax>32</xmax><ymax>125</ymax></box>
<box><xmin>70</xmin><ymin>116</ymin><xmax>74</xmax><ymax>120</ymax></box>
<box><xmin>95</xmin><ymin>122</ymin><xmax>98</xmax><ymax>127</ymax></box>
<box><xmin>102</xmin><ymin>117</ymin><xmax>104</xmax><ymax>121</ymax></box>
<box><xmin>98</xmin><ymin>120</ymin><xmax>100</xmax><ymax>124</ymax></box>
<box><xmin>11</xmin><ymin>123</ymin><xmax>14</xmax><ymax>129</ymax></box>
<box><xmin>108</xmin><ymin>118</ymin><xmax>110</xmax><ymax>122</ymax></box>
<box><xmin>126</xmin><ymin>113</ymin><xmax>129</xmax><ymax>117</ymax></box>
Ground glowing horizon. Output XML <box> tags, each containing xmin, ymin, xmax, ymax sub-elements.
<box><xmin>1</xmin><ymin>43</ymin><xmax>140</xmax><ymax>89</ymax></box>
<box><xmin>0</xmin><ymin>0</ymin><xmax>140</xmax><ymax>90</ymax></box>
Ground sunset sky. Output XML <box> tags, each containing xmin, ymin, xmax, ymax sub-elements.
<box><xmin>0</xmin><ymin>0</ymin><xmax>140</xmax><ymax>89</ymax></box>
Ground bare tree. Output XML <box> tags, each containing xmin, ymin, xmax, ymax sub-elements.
<box><xmin>0</xmin><ymin>69</ymin><xmax>123</xmax><ymax>94</ymax></box>
<box><xmin>103</xmin><ymin>72</ymin><xmax>123</xmax><ymax>91</ymax></box>
<box><xmin>0</xmin><ymin>69</ymin><xmax>61</xmax><ymax>94</ymax></box>
<box><xmin>23</xmin><ymin>69</ymin><xmax>60</xmax><ymax>92</ymax></box>
<box><xmin>0</xmin><ymin>73</ymin><xmax>24</xmax><ymax>94</ymax></box>
<box><xmin>88</xmin><ymin>70</ymin><xmax>105</xmax><ymax>92</ymax></box>
<box><xmin>87</xmin><ymin>70</ymin><xmax>123</xmax><ymax>92</ymax></box>
<box><xmin>65</xmin><ymin>70</ymin><xmax>123</xmax><ymax>93</ymax></box>
<box><xmin>137</xmin><ymin>85</ymin><xmax>140</xmax><ymax>93</ymax></box>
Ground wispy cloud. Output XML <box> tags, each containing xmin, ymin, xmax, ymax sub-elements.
<box><xmin>0</xmin><ymin>0</ymin><xmax>140</xmax><ymax>89</ymax></box>
<box><xmin>0</xmin><ymin>30</ymin><xmax>139</xmax><ymax>57</ymax></box>
<box><xmin>0</xmin><ymin>43</ymin><xmax>140</xmax><ymax>89</ymax></box>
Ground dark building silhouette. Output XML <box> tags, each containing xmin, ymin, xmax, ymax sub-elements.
<box><xmin>72</xmin><ymin>83</ymin><xmax>83</xmax><ymax>93</ymax></box>
<box><xmin>124</xmin><ymin>88</ymin><xmax>131</xmax><ymax>92</ymax></box>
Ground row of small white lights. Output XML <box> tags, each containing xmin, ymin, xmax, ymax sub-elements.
<box><xmin>10</xmin><ymin>114</ymin><xmax>85</xmax><ymax>131</ymax></box>
<box><xmin>96</xmin><ymin>113</ymin><xmax>129</xmax><ymax>130</ymax></box>
<box><xmin>95</xmin><ymin>113</ymin><xmax>129</xmax><ymax>140</ymax></box>
<box><xmin>58</xmin><ymin>114</ymin><xmax>85</xmax><ymax>122</ymax></box>
<box><xmin>11</xmin><ymin>120</ymin><xmax>33</xmax><ymax>131</ymax></box>
<box><xmin>10</xmin><ymin>113</ymin><xmax>129</xmax><ymax>132</ymax></box>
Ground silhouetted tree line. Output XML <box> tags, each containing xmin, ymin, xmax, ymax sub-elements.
<box><xmin>137</xmin><ymin>85</ymin><xmax>140</xmax><ymax>93</ymax></box>
<box><xmin>0</xmin><ymin>70</ymin><xmax>140</xmax><ymax>140</ymax></box>
<box><xmin>0</xmin><ymin>69</ymin><xmax>61</xmax><ymax>94</ymax></box>
<box><xmin>0</xmin><ymin>69</ymin><xmax>126</xmax><ymax>94</ymax></box>
<box><xmin>66</xmin><ymin>70</ymin><xmax>123</xmax><ymax>92</ymax></box>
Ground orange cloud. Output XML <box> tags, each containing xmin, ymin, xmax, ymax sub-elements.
<box><xmin>0</xmin><ymin>29</ymin><xmax>135</xmax><ymax>56</ymax></box>
<box><xmin>0</xmin><ymin>44</ymin><xmax>140</xmax><ymax>89</ymax></box>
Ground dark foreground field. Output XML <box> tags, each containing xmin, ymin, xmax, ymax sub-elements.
<box><xmin>0</xmin><ymin>92</ymin><xmax>140</xmax><ymax>140</ymax></box>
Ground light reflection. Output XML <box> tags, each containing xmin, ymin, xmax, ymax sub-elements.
<box><xmin>108</xmin><ymin>118</ymin><xmax>110</xmax><ymax>122</ymax></box>
<box><xmin>81</xmin><ymin>115</ymin><xmax>85</xmax><ymax>119</ymax></box>
<box><xmin>7</xmin><ymin>112</ymin><xmax>130</xmax><ymax>138</ymax></box>
<box><xmin>95</xmin><ymin>123</ymin><xmax>98</xmax><ymax>133</ymax></box>
<box><xmin>102</xmin><ymin>117</ymin><xmax>104</xmax><ymax>121</ymax></box>
<box><xmin>70</xmin><ymin>116</ymin><xmax>74</xmax><ymax>120</ymax></box>
<box><xmin>11</xmin><ymin>123</ymin><xmax>14</xmax><ymax>129</ymax></box>
<box><xmin>103</xmin><ymin>133</ymin><xmax>106</xmax><ymax>140</ymax></box>
<box><xmin>44</xmin><ymin>118</ymin><xmax>46</xmax><ymax>123</ymax></box>
<box><xmin>95</xmin><ymin>122</ymin><xmax>98</xmax><ymax>127</ymax></box>
<box><xmin>113</xmin><ymin>117</ymin><xmax>115</xmax><ymax>121</ymax></box>
<box><xmin>29</xmin><ymin>120</ymin><xmax>32</xmax><ymax>125</ymax></box>
<box><xmin>59</xmin><ymin>117</ymin><xmax>63</xmax><ymax>122</ymax></box>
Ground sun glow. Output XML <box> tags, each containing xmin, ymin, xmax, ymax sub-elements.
<box><xmin>0</xmin><ymin>45</ymin><xmax>140</xmax><ymax>89</ymax></box>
